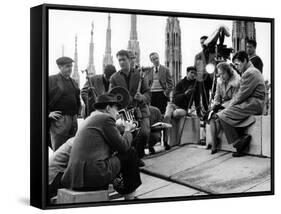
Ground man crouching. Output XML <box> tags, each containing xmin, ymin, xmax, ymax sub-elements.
<box><xmin>61</xmin><ymin>93</ymin><xmax>141</xmax><ymax>200</ymax></box>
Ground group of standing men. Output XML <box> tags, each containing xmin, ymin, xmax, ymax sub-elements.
<box><xmin>48</xmin><ymin>35</ymin><xmax>265</xmax><ymax>200</ymax></box>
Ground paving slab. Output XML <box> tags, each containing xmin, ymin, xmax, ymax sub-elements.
<box><xmin>172</xmin><ymin>153</ymin><xmax>271</xmax><ymax>194</ymax></box>
<box><xmin>245</xmin><ymin>179</ymin><xmax>271</xmax><ymax>193</ymax></box>
<box><xmin>137</xmin><ymin>174</ymin><xmax>205</xmax><ymax>199</ymax></box>
<box><xmin>143</xmin><ymin>144</ymin><xmax>228</xmax><ymax>178</ymax></box>
<box><xmin>136</xmin><ymin>173</ymin><xmax>171</xmax><ymax>196</ymax></box>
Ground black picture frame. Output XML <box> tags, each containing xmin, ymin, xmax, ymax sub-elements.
<box><xmin>30</xmin><ymin>3</ymin><xmax>274</xmax><ymax>210</ymax></box>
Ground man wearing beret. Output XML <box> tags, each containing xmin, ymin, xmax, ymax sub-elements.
<box><xmin>81</xmin><ymin>64</ymin><xmax>117</xmax><ymax>118</ymax></box>
<box><xmin>48</xmin><ymin>57</ymin><xmax>81</xmax><ymax>151</ymax></box>
<box><xmin>109</xmin><ymin>50</ymin><xmax>151</xmax><ymax>167</ymax></box>
<box><xmin>61</xmin><ymin>93</ymin><xmax>141</xmax><ymax>200</ymax></box>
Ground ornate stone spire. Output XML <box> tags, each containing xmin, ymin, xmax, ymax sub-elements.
<box><xmin>127</xmin><ymin>14</ymin><xmax>140</xmax><ymax>65</ymax></box>
<box><xmin>165</xmin><ymin>17</ymin><xmax>182</xmax><ymax>85</ymax></box>
<box><xmin>103</xmin><ymin>13</ymin><xmax>113</xmax><ymax>68</ymax></box>
<box><xmin>87</xmin><ymin>21</ymin><xmax>96</xmax><ymax>76</ymax></box>
<box><xmin>232</xmin><ymin>21</ymin><xmax>256</xmax><ymax>52</ymax></box>
<box><xmin>71</xmin><ymin>34</ymin><xmax>80</xmax><ymax>87</ymax></box>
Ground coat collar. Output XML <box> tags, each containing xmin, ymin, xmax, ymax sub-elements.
<box><xmin>217</xmin><ymin>70</ymin><xmax>240</xmax><ymax>92</ymax></box>
<box><xmin>90</xmin><ymin>110</ymin><xmax>114</xmax><ymax>120</ymax></box>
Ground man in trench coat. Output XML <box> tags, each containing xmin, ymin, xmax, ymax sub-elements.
<box><xmin>217</xmin><ymin>51</ymin><xmax>265</xmax><ymax>157</ymax></box>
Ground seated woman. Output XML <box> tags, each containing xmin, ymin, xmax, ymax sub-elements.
<box><xmin>208</xmin><ymin>62</ymin><xmax>240</xmax><ymax>154</ymax></box>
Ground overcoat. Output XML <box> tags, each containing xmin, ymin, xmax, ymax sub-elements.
<box><xmin>212</xmin><ymin>70</ymin><xmax>240</xmax><ymax>108</ymax></box>
<box><xmin>61</xmin><ymin>111</ymin><xmax>133</xmax><ymax>189</ymax></box>
<box><xmin>48</xmin><ymin>137</ymin><xmax>74</xmax><ymax>185</ymax></box>
<box><xmin>81</xmin><ymin>74</ymin><xmax>107</xmax><ymax>116</ymax></box>
<box><xmin>48</xmin><ymin>73</ymin><xmax>81</xmax><ymax>113</ymax></box>
<box><xmin>109</xmin><ymin>68</ymin><xmax>151</xmax><ymax>118</ymax></box>
<box><xmin>217</xmin><ymin>62</ymin><xmax>265</xmax><ymax>127</ymax></box>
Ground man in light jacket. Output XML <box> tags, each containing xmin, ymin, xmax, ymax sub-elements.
<box><xmin>216</xmin><ymin>51</ymin><xmax>265</xmax><ymax>157</ymax></box>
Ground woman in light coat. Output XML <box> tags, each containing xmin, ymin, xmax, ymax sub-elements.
<box><xmin>208</xmin><ymin>62</ymin><xmax>240</xmax><ymax>154</ymax></box>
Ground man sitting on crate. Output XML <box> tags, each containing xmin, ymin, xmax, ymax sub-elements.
<box><xmin>163</xmin><ymin>66</ymin><xmax>201</xmax><ymax>145</ymax></box>
<box><xmin>61</xmin><ymin>93</ymin><xmax>142</xmax><ymax>200</ymax></box>
<box><xmin>215</xmin><ymin>51</ymin><xmax>265</xmax><ymax>157</ymax></box>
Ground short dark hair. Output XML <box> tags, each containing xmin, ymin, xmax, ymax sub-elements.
<box><xmin>232</xmin><ymin>51</ymin><xmax>249</xmax><ymax>63</ymax></box>
<box><xmin>116</xmin><ymin>49</ymin><xmax>130</xmax><ymax>59</ymax></box>
<box><xmin>186</xmin><ymin>66</ymin><xmax>197</xmax><ymax>73</ymax></box>
<box><xmin>149</xmin><ymin>52</ymin><xmax>159</xmax><ymax>59</ymax></box>
<box><xmin>247</xmin><ymin>39</ymin><xmax>257</xmax><ymax>48</ymax></box>
<box><xmin>104</xmin><ymin>64</ymin><xmax>116</xmax><ymax>78</ymax></box>
<box><xmin>200</xmin><ymin>36</ymin><xmax>208</xmax><ymax>40</ymax></box>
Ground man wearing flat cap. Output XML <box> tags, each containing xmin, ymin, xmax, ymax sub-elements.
<box><xmin>81</xmin><ymin>64</ymin><xmax>117</xmax><ymax>118</ymax></box>
<box><xmin>48</xmin><ymin>56</ymin><xmax>81</xmax><ymax>151</ymax></box>
<box><xmin>62</xmin><ymin>93</ymin><xmax>141</xmax><ymax>200</ymax></box>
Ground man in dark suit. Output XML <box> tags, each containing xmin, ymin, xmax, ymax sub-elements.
<box><xmin>109</xmin><ymin>50</ymin><xmax>151</xmax><ymax>166</ymax></box>
<box><xmin>61</xmin><ymin>93</ymin><xmax>141</xmax><ymax>200</ymax></box>
<box><xmin>48</xmin><ymin>57</ymin><xmax>81</xmax><ymax>151</ymax></box>
<box><xmin>81</xmin><ymin>64</ymin><xmax>117</xmax><ymax>118</ymax></box>
<box><xmin>246</xmin><ymin>39</ymin><xmax>263</xmax><ymax>73</ymax></box>
<box><xmin>194</xmin><ymin>35</ymin><xmax>215</xmax><ymax>114</ymax></box>
<box><xmin>146</xmin><ymin>52</ymin><xmax>173</xmax><ymax>114</ymax></box>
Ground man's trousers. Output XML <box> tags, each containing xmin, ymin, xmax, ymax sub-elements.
<box><xmin>49</xmin><ymin>115</ymin><xmax>78</xmax><ymax>151</ymax></box>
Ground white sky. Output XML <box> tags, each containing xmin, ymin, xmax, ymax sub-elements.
<box><xmin>49</xmin><ymin>9</ymin><xmax>271</xmax><ymax>87</ymax></box>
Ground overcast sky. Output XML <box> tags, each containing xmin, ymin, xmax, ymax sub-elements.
<box><xmin>49</xmin><ymin>9</ymin><xmax>271</xmax><ymax>87</ymax></box>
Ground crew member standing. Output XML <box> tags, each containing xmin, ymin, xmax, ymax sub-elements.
<box><xmin>194</xmin><ymin>35</ymin><xmax>215</xmax><ymax>114</ymax></box>
<box><xmin>110</xmin><ymin>50</ymin><xmax>151</xmax><ymax>166</ymax></box>
<box><xmin>48</xmin><ymin>57</ymin><xmax>81</xmax><ymax>151</ymax></box>
<box><xmin>246</xmin><ymin>39</ymin><xmax>263</xmax><ymax>73</ymax></box>
<box><xmin>147</xmin><ymin>52</ymin><xmax>173</xmax><ymax>114</ymax></box>
<box><xmin>81</xmin><ymin>64</ymin><xmax>117</xmax><ymax>118</ymax></box>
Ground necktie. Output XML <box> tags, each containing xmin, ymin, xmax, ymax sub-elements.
<box><xmin>155</xmin><ymin>66</ymin><xmax>158</xmax><ymax>73</ymax></box>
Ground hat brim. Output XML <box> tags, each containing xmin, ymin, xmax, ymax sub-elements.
<box><xmin>93</xmin><ymin>101</ymin><xmax>121</xmax><ymax>109</ymax></box>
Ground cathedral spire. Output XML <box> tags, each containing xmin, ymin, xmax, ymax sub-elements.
<box><xmin>232</xmin><ymin>21</ymin><xmax>256</xmax><ymax>52</ymax></box>
<box><xmin>71</xmin><ymin>34</ymin><xmax>80</xmax><ymax>87</ymax></box>
<box><xmin>103</xmin><ymin>13</ymin><xmax>113</xmax><ymax>68</ymax></box>
<box><xmin>130</xmin><ymin>14</ymin><xmax>137</xmax><ymax>40</ymax></box>
<box><xmin>165</xmin><ymin>17</ymin><xmax>182</xmax><ymax>85</ymax></box>
<box><xmin>88</xmin><ymin>21</ymin><xmax>96</xmax><ymax>76</ymax></box>
<box><xmin>127</xmin><ymin>14</ymin><xmax>140</xmax><ymax>65</ymax></box>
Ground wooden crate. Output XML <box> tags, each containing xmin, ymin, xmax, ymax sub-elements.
<box><xmin>168</xmin><ymin>116</ymin><xmax>200</xmax><ymax>146</ymax></box>
<box><xmin>57</xmin><ymin>188</ymin><xmax>109</xmax><ymax>204</ymax></box>
<box><xmin>206</xmin><ymin>116</ymin><xmax>264</xmax><ymax>156</ymax></box>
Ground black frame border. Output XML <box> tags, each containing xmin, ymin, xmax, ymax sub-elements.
<box><xmin>30</xmin><ymin>3</ymin><xmax>275</xmax><ymax>210</ymax></box>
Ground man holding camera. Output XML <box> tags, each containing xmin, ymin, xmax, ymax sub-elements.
<box><xmin>109</xmin><ymin>50</ymin><xmax>151</xmax><ymax>166</ymax></box>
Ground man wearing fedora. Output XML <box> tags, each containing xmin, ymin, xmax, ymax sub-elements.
<box><xmin>48</xmin><ymin>57</ymin><xmax>81</xmax><ymax>151</ymax></box>
<box><xmin>61</xmin><ymin>93</ymin><xmax>141</xmax><ymax>200</ymax></box>
<box><xmin>109</xmin><ymin>50</ymin><xmax>151</xmax><ymax>166</ymax></box>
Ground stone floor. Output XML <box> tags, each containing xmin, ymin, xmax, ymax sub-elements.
<box><xmin>141</xmin><ymin>143</ymin><xmax>271</xmax><ymax>195</ymax></box>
